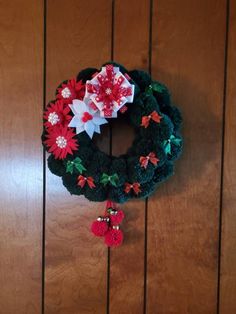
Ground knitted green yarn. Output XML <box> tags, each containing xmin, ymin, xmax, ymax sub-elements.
<box><xmin>43</xmin><ymin>62</ymin><xmax>183</xmax><ymax>203</ymax></box>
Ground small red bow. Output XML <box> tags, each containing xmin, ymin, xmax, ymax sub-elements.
<box><xmin>78</xmin><ymin>175</ymin><xmax>95</xmax><ymax>189</ymax></box>
<box><xmin>139</xmin><ymin>152</ymin><xmax>159</xmax><ymax>169</ymax></box>
<box><xmin>124</xmin><ymin>182</ymin><xmax>141</xmax><ymax>195</ymax></box>
<box><xmin>141</xmin><ymin>111</ymin><xmax>162</xmax><ymax>128</ymax></box>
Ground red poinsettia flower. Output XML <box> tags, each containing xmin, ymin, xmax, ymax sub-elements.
<box><xmin>44</xmin><ymin>100</ymin><xmax>71</xmax><ymax>128</ymax></box>
<box><xmin>44</xmin><ymin>126</ymin><xmax>78</xmax><ymax>159</ymax></box>
<box><xmin>56</xmin><ymin>79</ymin><xmax>85</xmax><ymax>104</ymax></box>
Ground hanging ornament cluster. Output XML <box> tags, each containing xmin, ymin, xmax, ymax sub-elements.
<box><xmin>42</xmin><ymin>62</ymin><xmax>183</xmax><ymax>247</ymax></box>
<box><xmin>91</xmin><ymin>201</ymin><xmax>125</xmax><ymax>247</ymax></box>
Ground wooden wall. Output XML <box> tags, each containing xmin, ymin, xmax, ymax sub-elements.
<box><xmin>0</xmin><ymin>0</ymin><xmax>235</xmax><ymax>313</ymax></box>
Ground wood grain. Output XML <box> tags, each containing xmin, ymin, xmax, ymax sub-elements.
<box><xmin>220</xmin><ymin>0</ymin><xmax>236</xmax><ymax>312</ymax></box>
<box><xmin>147</xmin><ymin>1</ymin><xmax>226</xmax><ymax>313</ymax></box>
<box><xmin>1</xmin><ymin>0</ymin><xmax>236</xmax><ymax>313</ymax></box>
<box><xmin>45</xmin><ymin>1</ymin><xmax>111</xmax><ymax>313</ymax></box>
<box><xmin>0</xmin><ymin>1</ymin><xmax>43</xmax><ymax>313</ymax></box>
<box><xmin>109</xmin><ymin>1</ymin><xmax>150</xmax><ymax>313</ymax></box>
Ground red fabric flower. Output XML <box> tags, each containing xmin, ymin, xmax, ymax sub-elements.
<box><xmin>91</xmin><ymin>220</ymin><xmax>108</xmax><ymax>237</ymax></box>
<box><xmin>56</xmin><ymin>79</ymin><xmax>85</xmax><ymax>104</ymax></box>
<box><xmin>139</xmin><ymin>152</ymin><xmax>159</xmax><ymax>169</ymax></box>
<box><xmin>109</xmin><ymin>209</ymin><xmax>125</xmax><ymax>225</ymax></box>
<box><xmin>44</xmin><ymin>126</ymin><xmax>78</xmax><ymax>159</ymax></box>
<box><xmin>44</xmin><ymin>100</ymin><xmax>71</xmax><ymax>128</ymax></box>
<box><xmin>104</xmin><ymin>228</ymin><xmax>123</xmax><ymax>247</ymax></box>
<box><xmin>141</xmin><ymin>111</ymin><xmax>162</xmax><ymax>128</ymax></box>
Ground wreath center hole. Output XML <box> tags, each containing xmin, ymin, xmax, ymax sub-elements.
<box><xmin>111</xmin><ymin>118</ymin><xmax>135</xmax><ymax>156</ymax></box>
<box><xmin>94</xmin><ymin>117</ymin><xmax>135</xmax><ymax>157</ymax></box>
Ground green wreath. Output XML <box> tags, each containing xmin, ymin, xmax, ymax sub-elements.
<box><xmin>42</xmin><ymin>62</ymin><xmax>183</xmax><ymax>205</ymax></box>
<box><xmin>42</xmin><ymin>62</ymin><xmax>183</xmax><ymax>246</ymax></box>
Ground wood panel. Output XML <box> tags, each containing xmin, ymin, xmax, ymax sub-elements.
<box><xmin>0</xmin><ymin>1</ymin><xmax>43</xmax><ymax>313</ymax></box>
<box><xmin>109</xmin><ymin>1</ymin><xmax>150</xmax><ymax>313</ymax></box>
<box><xmin>220</xmin><ymin>0</ymin><xmax>236</xmax><ymax>312</ymax></box>
<box><xmin>1</xmin><ymin>0</ymin><xmax>236</xmax><ymax>313</ymax></box>
<box><xmin>147</xmin><ymin>1</ymin><xmax>226</xmax><ymax>313</ymax></box>
<box><xmin>45</xmin><ymin>1</ymin><xmax>111</xmax><ymax>313</ymax></box>
<box><xmin>110</xmin><ymin>0</ymin><xmax>150</xmax><ymax>314</ymax></box>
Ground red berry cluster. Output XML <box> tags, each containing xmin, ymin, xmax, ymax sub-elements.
<box><xmin>91</xmin><ymin>206</ymin><xmax>125</xmax><ymax>247</ymax></box>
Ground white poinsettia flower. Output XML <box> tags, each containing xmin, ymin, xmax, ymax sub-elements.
<box><xmin>68</xmin><ymin>99</ymin><xmax>108</xmax><ymax>139</ymax></box>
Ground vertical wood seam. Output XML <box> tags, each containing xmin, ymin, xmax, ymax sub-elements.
<box><xmin>217</xmin><ymin>0</ymin><xmax>230</xmax><ymax>313</ymax></box>
<box><xmin>111</xmin><ymin>0</ymin><xmax>115</xmax><ymax>62</ymax></box>
<box><xmin>148</xmin><ymin>0</ymin><xmax>153</xmax><ymax>76</ymax></box>
<box><xmin>143</xmin><ymin>198</ymin><xmax>148</xmax><ymax>314</ymax></box>
<box><xmin>107</xmin><ymin>1</ymin><xmax>115</xmax><ymax>314</ymax></box>
<box><xmin>144</xmin><ymin>1</ymin><xmax>153</xmax><ymax>313</ymax></box>
<box><xmin>42</xmin><ymin>0</ymin><xmax>47</xmax><ymax>313</ymax></box>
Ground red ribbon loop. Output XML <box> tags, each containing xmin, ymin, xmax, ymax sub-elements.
<box><xmin>106</xmin><ymin>200</ymin><xmax>116</xmax><ymax>209</ymax></box>
<box><xmin>141</xmin><ymin>111</ymin><xmax>162</xmax><ymax>128</ymax></box>
<box><xmin>124</xmin><ymin>182</ymin><xmax>141</xmax><ymax>195</ymax></box>
<box><xmin>139</xmin><ymin>152</ymin><xmax>159</xmax><ymax>169</ymax></box>
<box><xmin>78</xmin><ymin>175</ymin><xmax>95</xmax><ymax>189</ymax></box>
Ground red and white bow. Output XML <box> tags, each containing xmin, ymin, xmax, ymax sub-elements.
<box><xmin>85</xmin><ymin>64</ymin><xmax>135</xmax><ymax>118</ymax></box>
<box><xmin>124</xmin><ymin>182</ymin><xmax>141</xmax><ymax>195</ymax></box>
<box><xmin>78</xmin><ymin>175</ymin><xmax>95</xmax><ymax>189</ymax></box>
<box><xmin>139</xmin><ymin>152</ymin><xmax>159</xmax><ymax>169</ymax></box>
<box><xmin>141</xmin><ymin>111</ymin><xmax>162</xmax><ymax>128</ymax></box>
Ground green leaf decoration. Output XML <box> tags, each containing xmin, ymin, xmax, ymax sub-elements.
<box><xmin>66</xmin><ymin>161</ymin><xmax>74</xmax><ymax>174</ymax></box>
<box><xmin>170</xmin><ymin>135</ymin><xmax>182</xmax><ymax>146</ymax></box>
<box><xmin>100</xmin><ymin>173</ymin><xmax>119</xmax><ymax>187</ymax></box>
<box><xmin>145</xmin><ymin>85</ymin><xmax>153</xmax><ymax>96</ymax></box>
<box><xmin>66</xmin><ymin>157</ymin><xmax>86</xmax><ymax>174</ymax></box>
<box><xmin>163</xmin><ymin>141</ymin><xmax>172</xmax><ymax>155</ymax></box>
<box><xmin>145</xmin><ymin>82</ymin><xmax>166</xmax><ymax>96</ymax></box>
<box><xmin>151</xmin><ymin>82</ymin><xmax>166</xmax><ymax>93</ymax></box>
<box><xmin>163</xmin><ymin>135</ymin><xmax>182</xmax><ymax>155</ymax></box>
